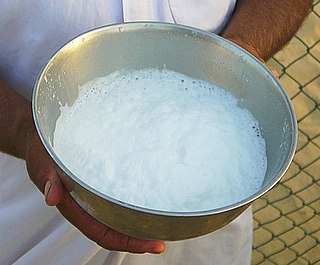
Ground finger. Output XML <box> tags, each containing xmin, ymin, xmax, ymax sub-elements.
<box><xmin>57</xmin><ymin>191</ymin><xmax>165</xmax><ymax>254</ymax></box>
<box><xmin>269</xmin><ymin>67</ymin><xmax>279</xmax><ymax>79</ymax></box>
<box><xmin>97</xmin><ymin>228</ymin><xmax>165</xmax><ymax>254</ymax></box>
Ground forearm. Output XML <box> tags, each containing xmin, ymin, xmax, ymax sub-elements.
<box><xmin>0</xmin><ymin>80</ymin><xmax>32</xmax><ymax>158</ymax></box>
<box><xmin>222</xmin><ymin>0</ymin><xmax>313</xmax><ymax>61</ymax></box>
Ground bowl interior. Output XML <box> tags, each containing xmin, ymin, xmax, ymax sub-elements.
<box><xmin>33</xmin><ymin>22</ymin><xmax>297</xmax><ymax>211</ymax></box>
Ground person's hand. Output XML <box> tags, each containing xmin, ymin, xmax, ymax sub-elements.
<box><xmin>24</xmin><ymin>119</ymin><xmax>165</xmax><ymax>254</ymax></box>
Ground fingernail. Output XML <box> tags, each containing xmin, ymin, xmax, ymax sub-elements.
<box><xmin>44</xmin><ymin>180</ymin><xmax>52</xmax><ymax>204</ymax></box>
<box><xmin>151</xmin><ymin>241</ymin><xmax>165</xmax><ymax>254</ymax></box>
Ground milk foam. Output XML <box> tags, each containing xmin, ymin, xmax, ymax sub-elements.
<box><xmin>54</xmin><ymin>68</ymin><xmax>267</xmax><ymax>211</ymax></box>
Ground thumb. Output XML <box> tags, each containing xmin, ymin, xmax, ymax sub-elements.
<box><xmin>25</xmin><ymin>127</ymin><xmax>65</xmax><ymax>206</ymax></box>
<box><xmin>29</xmin><ymin>155</ymin><xmax>65</xmax><ymax>206</ymax></box>
<box><xmin>43</xmin><ymin>172</ymin><xmax>65</xmax><ymax>206</ymax></box>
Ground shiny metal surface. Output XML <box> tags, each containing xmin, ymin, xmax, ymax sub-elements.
<box><xmin>32</xmin><ymin>22</ymin><xmax>297</xmax><ymax>240</ymax></box>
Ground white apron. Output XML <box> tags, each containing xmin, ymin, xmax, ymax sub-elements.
<box><xmin>0</xmin><ymin>1</ymin><xmax>253</xmax><ymax>264</ymax></box>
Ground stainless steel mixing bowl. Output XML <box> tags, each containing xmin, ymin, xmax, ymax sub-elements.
<box><xmin>32</xmin><ymin>22</ymin><xmax>297</xmax><ymax>240</ymax></box>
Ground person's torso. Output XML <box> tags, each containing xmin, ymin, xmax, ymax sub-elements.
<box><xmin>0</xmin><ymin>0</ymin><xmax>236</xmax><ymax>99</ymax></box>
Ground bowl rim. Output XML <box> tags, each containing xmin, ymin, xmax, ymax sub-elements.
<box><xmin>32</xmin><ymin>21</ymin><xmax>298</xmax><ymax>217</ymax></box>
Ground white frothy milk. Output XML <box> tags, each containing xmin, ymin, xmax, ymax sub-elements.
<box><xmin>54</xmin><ymin>68</ymin><xmax>267</xmax><ymax>212</ymax></box>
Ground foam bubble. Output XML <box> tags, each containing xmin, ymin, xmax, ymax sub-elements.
<box><xmin>54</xmin><ymin>68</ymin><xmax>267</xmax><ymax>212</ymax></box>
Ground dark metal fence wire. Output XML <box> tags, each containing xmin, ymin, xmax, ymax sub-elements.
<box><xmin>252</xmin><ymin>1</ymin><xmax>320</xmax><ymax>264</ymax></box>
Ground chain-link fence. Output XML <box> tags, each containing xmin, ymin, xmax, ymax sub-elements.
<box><xmin>251</xmin><ymin>1</ymin><xmax>320</xmax><ymax>264</ymax></box>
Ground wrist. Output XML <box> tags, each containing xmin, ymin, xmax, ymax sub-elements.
<box><xmin>0</xmin><ymin>80</ymin><xmax>34</xmax><ymax>159</ymax></box>
<box><xmin>16</xmin><ymin>111</ymin><xmax>35</xmax><ymax>159</ymax></box>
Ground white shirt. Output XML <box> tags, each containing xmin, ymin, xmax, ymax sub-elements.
<box><xmin>0</xmin><ymin>1</ymin><xmax>253</xmax><ymax>265</ymax></box>
<box><xmin>0</xmin><ymin>0</ymin><xmax>236</xmax><ymax>99</ymax></box>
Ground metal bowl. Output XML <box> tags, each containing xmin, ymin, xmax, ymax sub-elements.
<box><xmin>32</xmin><ymin>22</ymin><xmax>297</xmax><ymax>240</ymax></box>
